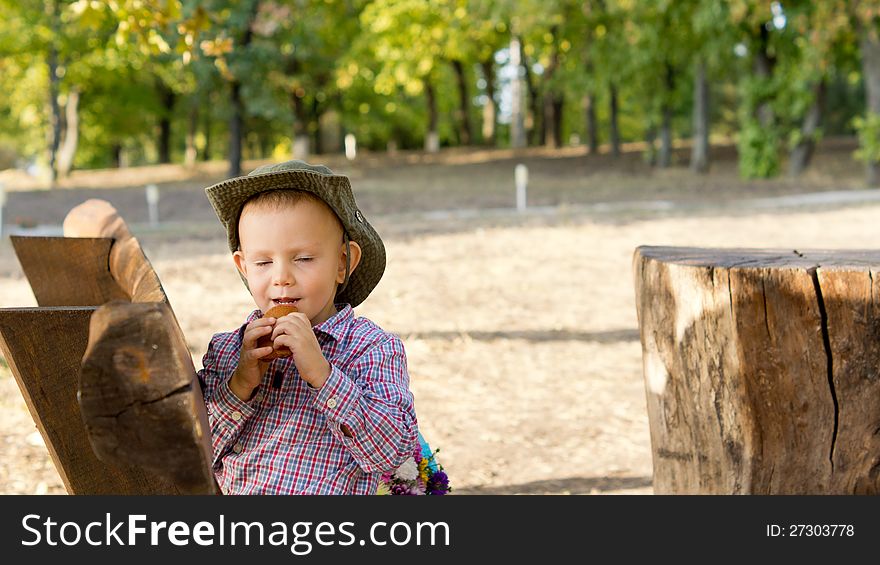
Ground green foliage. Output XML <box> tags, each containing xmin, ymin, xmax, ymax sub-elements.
<box><xmin>853</xmin><ymin>112</ymin><xmax>880</xmax><ymax>164</ymax></box>
<box><xmin>0</xmin><ymin>0</ymin><xmax>873</xmax><ymax>179</ymax></box>
<box><xmin>737</xmin><ymin>119</ymin><xmax>781</xmax><ymax>178</ymax></box>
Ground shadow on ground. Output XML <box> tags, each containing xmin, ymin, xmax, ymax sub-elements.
<box><xmin>402</xmin><ymin>328</ymin><xmax>640</xmax><ymax>344</ymax></box>
<box><xmin>454</xmin><ymin>475</ymin><xmax>653</xmax><ymax>495</ymax></box>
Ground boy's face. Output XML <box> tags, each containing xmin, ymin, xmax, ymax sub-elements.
<box><xmin>233</xmin><ymin>198</ymin><xmax>360</xmax><ymax>326</ymax></box>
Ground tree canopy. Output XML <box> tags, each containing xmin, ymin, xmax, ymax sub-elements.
<box><xmin>0</xmin><ymin>0</ymin><xmax>878</xmax><ymax>183</ymax></box>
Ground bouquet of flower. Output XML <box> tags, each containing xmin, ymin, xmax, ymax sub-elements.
<box><xmin>377</xmin><ymin>434</ymin><xmax>450</xmax><ymax>495</ymax></box>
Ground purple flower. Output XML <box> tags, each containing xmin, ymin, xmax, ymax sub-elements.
<box><xmin>391</xmin><ymin>483</ymin><xmax>421</xmax><ymax>496</ymax></box>
<box><xmin>426</xmin><ymin>470</ymin><xmax>449</xmax><ymax>495</ymax></box>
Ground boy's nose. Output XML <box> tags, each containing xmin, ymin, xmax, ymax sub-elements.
<box><xmin>273</xmin><ymin>263</ymin><xmax>295</xmax><ymax>285</ymax></box>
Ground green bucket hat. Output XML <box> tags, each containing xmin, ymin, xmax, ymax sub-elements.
<box><xmin>204</xmin><ymin>160</ymin><xmax>385</xmax><ymax>308</ymax></box>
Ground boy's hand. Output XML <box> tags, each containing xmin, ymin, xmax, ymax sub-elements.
<box><xmin>230</xmin><ymin>317</ymin><xmax>276</xmax><ymax>401</ymax></box>
<box><xmin>270</xmin><ymin>313</ymin><xmax>331</xmax><ymax>388</ymax></box>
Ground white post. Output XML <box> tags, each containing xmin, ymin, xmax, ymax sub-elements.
<box><xmin>0</xmin><ymin>182</ymin><xmax>6</xmax><ymax>237</ymax></box>
<box><xmin>145</xmin><ymin>184</ymin><xmax>160</xmax><ymax>227</ymax></box>
<box><xmin>344</xmin><ymin>134</ymin><xmax>357</xmax><ymax>160</ymax></box>
<box><xmin>515</xmin><ymin>163</ymin><xmax>528</xmax><ymax>212</ymax></box>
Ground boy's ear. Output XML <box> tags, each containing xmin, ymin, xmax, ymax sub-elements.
<box><xmin>337</xmin><ymin>241</ymin><xmax>363</xmax><ymax>284</ymax></box>
<box><xmin>233</xmin><ymin>250</ymin><xmax>247</xmax><ymax>278</ymax></box>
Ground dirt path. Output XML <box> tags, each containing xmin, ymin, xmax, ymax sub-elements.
<box><xmin>4</xmin><ymin>200</ymin><xmax>880</xmax><ymax>494</ymax></box>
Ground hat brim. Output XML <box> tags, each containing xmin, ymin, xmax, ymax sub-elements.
<box><xmin>205</xmin><ymin>169</ymin><xmax>385</xmax><ymax>308</ymax></box>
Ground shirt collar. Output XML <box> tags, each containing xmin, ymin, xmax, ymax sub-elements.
<box><xmin>245</xmin><ymin>303</ymin><xmax>352</xmax><ymax>342</ymax></box>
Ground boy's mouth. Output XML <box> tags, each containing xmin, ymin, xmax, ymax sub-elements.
<box><xmin>272</xmin><ymin>297</ymin><xmax>301</xmax><ymax>306</ymax></box>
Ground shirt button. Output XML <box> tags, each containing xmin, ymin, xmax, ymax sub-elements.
<box><xmin>231</xmin><ymin>411</ymin><xmax>242</xmax><ymax>421</ymax></box>
<box><xmin>327</xmin><ymin>397</ymin><xmax>338</xmax><ymax>409</ymax></box>
<box><xmin>232</xmin><ymin>443</ymin><xmax>243</xmax><ymax>454</ymax></box>
<box><xmin>253</xmin><ymin>393</ymin><xmax>264</xmax><ymax>402</ymax></box>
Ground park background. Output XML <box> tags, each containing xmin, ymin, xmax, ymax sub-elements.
<box><xmin>3</xmin><ymin>0</ymin><xmax>880</xmax><ymax>494</ymax></box>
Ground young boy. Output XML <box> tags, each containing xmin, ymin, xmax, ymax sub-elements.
<box><xmin>198</xmin><ymin>160</ymin><xmax>418</xmax><ymax>494</ymax></box>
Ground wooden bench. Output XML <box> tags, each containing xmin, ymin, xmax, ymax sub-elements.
<box><xmin>0</xmin><ymin>199</ymin><xmax>216</xmax><ymax>494</ymax></box>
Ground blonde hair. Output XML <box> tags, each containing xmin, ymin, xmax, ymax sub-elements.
<box><xmin>237</xmin><ymin>190</ymin><xmax>346</xmax><ymax>250</ymax></box>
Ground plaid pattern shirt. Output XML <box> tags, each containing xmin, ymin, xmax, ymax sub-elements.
<box><xmin>198</xmin><ymin>304</ymin><xmax>418</xmax><ymax>495</ymax></box>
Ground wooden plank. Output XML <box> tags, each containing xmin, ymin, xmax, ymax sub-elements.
<box><xmin>11</xmin><ymin>236</ymin><xmax>129</xmax><ymax>307</ymax></box>
<box><xmin>0</xmin><ymin>307</ymin><xmax>180</xmax><ymax>494</ymax></box>
<box><xmin>633</xmin><ymin>246</ymin><xmax>880</xmax><ymax>494</ymax></box>
<box><xmin>63</xmin><ymin>199</ymin><xmax>166</xmax><ymax>303</ymax></box>
<box><xmin>79</xmin><ymin>302</ymin><xmax>216</xmax><ymax>495</ymax></box>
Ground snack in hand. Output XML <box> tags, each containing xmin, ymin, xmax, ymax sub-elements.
<box><xmin>257</xmin><ymin>304</ymin><xmax>298</xmax><ymax>360</ymax></box>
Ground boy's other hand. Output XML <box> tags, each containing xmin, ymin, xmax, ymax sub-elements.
<box><xmin>270</xmin><ymin>313</ymin><xmax>331</xmax><ymax>389</ymax></box>
<box><xmin>230</xmin><ymin>317</ymin><xmax>276</xmax><ymax>401</ymax></box>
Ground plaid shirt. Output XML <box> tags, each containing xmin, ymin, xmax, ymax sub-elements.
<box><xmin>198</xmin><ymin>304</ymin><xmax>418</xmax><ymax>495</ymax></box>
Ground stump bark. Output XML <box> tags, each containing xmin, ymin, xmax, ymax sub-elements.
<box><xmin>633</xmin><ymin>246</ymin><xmax>880</xmax><ymax>494</ymax></box>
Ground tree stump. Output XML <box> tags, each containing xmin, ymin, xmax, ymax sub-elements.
<box><xmin>633</xmin><ymin>246</ymin><xmax>880</xmax><ymax>494</ymax></box>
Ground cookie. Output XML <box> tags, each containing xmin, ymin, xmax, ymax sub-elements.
<box><xmin>257</xmin><ymin>304</ymin><xmax>298</xmax><ymax>360</ymax></box>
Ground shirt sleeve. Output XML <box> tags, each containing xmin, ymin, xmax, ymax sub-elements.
<box><xmin>197</xmin><ymin>329</ymin><xmax>261</xmax><ymax>469</ymax></box>
<box><xmin>309</xmin><ymin>334</ymin><xmax>418</xmax><ymax>474</ymax></box>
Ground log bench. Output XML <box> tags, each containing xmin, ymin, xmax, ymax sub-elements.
<box><xmin>633</xmin><ymin>246</ymin><xmax>880</xmax><ymax>494</ymax></box>
<box><xmin>0</xmin><ymin>199</ymin><xmax>216</xmax><ymax>494</ymax></box>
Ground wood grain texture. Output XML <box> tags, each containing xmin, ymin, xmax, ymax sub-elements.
<box><xmin>0</xmin><ymin>307</ymin><xmax>180</xmax><ymax>494</ymax></box>
<box><xmin>634</xmin><ymin>246</ymin><xmax>880</xmax><ymax>494</ymax></box>
<box><xmin>11</xmin><ymin>236</ymin><xmax>129</xmax><ymax>306</ymax></box>
<box><xmin>63</xmin><ymin>199</ymin><xmax>166</xmax><ymax>303</ymax></box>
<box><xmin>79</xmin><ymin>302</ymin><xmax>216</xmax><ymax>495</ymax></box>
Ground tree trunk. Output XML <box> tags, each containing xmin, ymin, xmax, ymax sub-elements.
<box><xmin>480</xmin><ymin>59</ymin><xmax>496</xmax><ymax>146</ymax></box>
<box><xmin>312</xmin><ymin>96</ymin><xmax>323</xmax><ymax>155</ymax></box>
<box><xmin>543</xmin><ymin>93</ymin><xmax>564</xmax><ymax>150</ymax></box>
<box><xmin>861</xmin><ymin>30</ymin><xmax>880</xmax><ymax>186</ymax></box>
<box><xmin>634</xmin><ymin>246</ymin><xmax>880</xmax><ymax>494</ymax></box>
<box><xmin>290</xmin><ymin>90</ymin><xmax>310</xmax><ymax>159</ymax></box>
<box><xmin>201</xmin><ymin>108</ymin><xmax>212</xmax><ymax>161</ymax></box>
<box><xmin>509</xmin><ymin>37</ymin><xmax>526</xmax><ymax>149</ymax></box>
<box><xmin>690</xmin><ymin>59</ymin><xmax>710</xmax><ymax>173</ymax></box>
<box><xmin>227</xmin><ymin>2</ymin><xmax>258</xmax><ymax>177</ymax></box>
<box><xmin>644</xmin><ymin>123</ymin><xmax>657</xmax><ymax>166</ymax></box>
<box><xmin>520</xmin><ymin>40</ymin><xmax>541</xmax><ymax>146</ymax></box>
<box><xmin>755</xmin><ymin>24</ymin><xmax>776</xmax><ymax>128</ymax></box>
<box><xmin>658</xmin><ymin>106</ymin><xmax>672</xmax><ymax>168</ymax></box>
<box><xmin>185</xmin><ymin>102</ymin><xmax>198</xmax><ymax>167</ymax></box>
<box><xmin>56</xmin><ymin>89</ymin><xmax>79</xmax><ymax>177</ymax></box>
<box><xmin>609</xmin><ymin>83</ymin><xmax>621</xmax><ymax>157</ymax></box>
<box><xmin>424</xmin><ymin>78</ymin><xmax>439</xmax><ymax>153</ymax></box>
<box><xmin>46</xmin><ymin>0</ymin><xmax>61</xmax><ymax>183</ymax></box>
<box><xmin>658</xmin><ymin>64</ymin><xmax>675</xmax><ymax>168</ymax></box>
<box><xmin>542</xmin><ymin>28</ymin><xmax>561</xmax><ymax>149</ymax></box>
<box><xmin>111</xmin><ymin>143</ymin><xmax>123</xmax><ymax>168</ymax></box>
<box><xmin>158</xmin><ymin>82</ymin><xmax>175</xmax><ymax>164</ymax></box>
<box><xmin>584</xmin><ymin>92</ymin><xmax>599</xmax><ymax>154</ymax></box>
<box><xmin>451</xmin><ymin>59</ymin><xmax>472</xmax><ymax>146</ymax></box>
<box><xmin>789</xmin><ymin>79</ymin><xmax>826</xmax><ymax>177</ymax></box>
<box><xmin>228</xmin><ymin>80</ymin><xmax>244</xmax><ymax>177</ymax></box>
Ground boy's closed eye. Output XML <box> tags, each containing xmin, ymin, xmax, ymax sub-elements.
<box><xmin>254</xmin><ymin>257</ymin><xmax>313</xmax><ymax>267</ymax></box>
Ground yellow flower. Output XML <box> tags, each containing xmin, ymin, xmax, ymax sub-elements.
<box><xmin>375</xmin><ymin>483</ymin><xmax>391</xmax><ymax>496</ymax></box>
<box><xmin>418</xmin><ymin>459</ymin><xmax>430</xmax><ymax>483</ymax></box>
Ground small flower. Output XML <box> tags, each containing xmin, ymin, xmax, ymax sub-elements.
<box><xmin>393</xmin><ymin>457</ymin><xmax>420</xmax><ymax>481</ymax></box>
<box><xmin>427</xmin><ymin>470</ymin><xmax>450</xmax><ymax>495</ymax></box>
<box><xmin>375</xmin><ymin>483</ymin><xmax>391</xmax><ymax>495</ymax></box>
<box><xmin>391</xmin><ymin>483</ymin><xmax>418</xmax><ymax>496</ymax></box>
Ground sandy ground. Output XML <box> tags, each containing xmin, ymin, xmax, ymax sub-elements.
<box><xmin>4</xmin><ymin>197</ymin><xmax>880</xmax><ymax>495</ymax></box>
